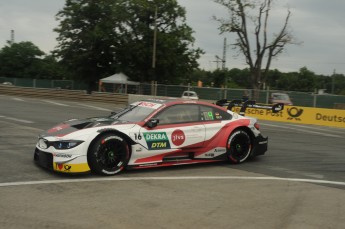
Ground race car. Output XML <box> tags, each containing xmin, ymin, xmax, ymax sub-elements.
<box><xmin>34</xmin><ymin>98</ymin><xmax>283</xmax><ymax>175</ymax></box>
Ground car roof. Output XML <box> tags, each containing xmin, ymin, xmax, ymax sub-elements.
<box><xmin>141</xmin><ymin>98</ymin><xmax>224</xmax><ymax>110</ymax></box>
<box><xmin>272</xmin><ymin>92</ymin><xmax>288</xmax><ymax>95</ymax></box>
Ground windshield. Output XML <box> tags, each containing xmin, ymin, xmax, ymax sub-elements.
<box><xmin>273</xmin><ymin>94</ymin><xmax>289</xmax><ymax>100</ymax></box>
<box><xmin>110</xmin><ymin>101</ymin><xmax>162</xmax><ymax>122</ymax></box>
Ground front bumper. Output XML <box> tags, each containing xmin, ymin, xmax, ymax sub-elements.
<box><xmin>251</xmin><ymin>135</ymin><xmax>268</xmax><ymax>157</ymax></box>
<box><xmin>34</xmin><ymin>148</ymin><xmax>90</xmax><ymax>173</ymax></box>
<box><xmin>34</xmin><ymin>148</ymin><xmax>53</xmax><ymax>170</ymax></box>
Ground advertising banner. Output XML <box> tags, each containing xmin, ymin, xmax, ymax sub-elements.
<box><xmin>232</xmin><ymin>106</ymin><xmax>345</xmax><ymax>128</ymax></box>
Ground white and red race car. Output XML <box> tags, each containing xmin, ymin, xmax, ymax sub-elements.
<box><xmin>34</xmin><ymin>98</ymin><xmax>283</xmax><ymax>175</ymax></box>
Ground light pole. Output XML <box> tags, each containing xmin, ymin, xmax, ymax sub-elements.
<box><xmin>152</xmin><ymin>6</ymin><xmax>158</xmax><ymax>70</ymax></box>
<box><xmin>152</xmin><ymin>5</ymin><xmax>158</xmax><ymax>95</ymax></box>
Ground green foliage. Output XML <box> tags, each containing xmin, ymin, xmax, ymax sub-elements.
<box><xmin>0</xmin><ymin>41</ymin><xmax>68</xmax><ymax>80</ymax></box>
<box><xmin>36</xmin><ymin>55</ymin><xmax>72</xmax><ymax>79</ymax></box>
<box><xmin>0</xmin><ymin>41</ymin><xmax>44</xmax><ymax>78</ymax></box>
<box><xmin>53</xmin><ymin>0</ymin><xmax>203</xmax><ymax>90</ymax></box>
<box><xmin>190</xmin><ymin>67</ymin><xmax>345</xmax><ymax>95</ymax></box>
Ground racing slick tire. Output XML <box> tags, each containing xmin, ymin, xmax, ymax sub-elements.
<box><xmin>88</xmin><ymin>133</ymin><xmax>130</xmax><ymax>175</ymax></box>
<box><xmin>226</xmin><ymin>129</ymin><xmax>252</xmax><ymax>163</ymax></box>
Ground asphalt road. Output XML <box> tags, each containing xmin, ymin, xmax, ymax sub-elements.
<box><xmin>0</xmin><ymin>94</ymin><xmax>344</xmax><ymax>229</ymax></box>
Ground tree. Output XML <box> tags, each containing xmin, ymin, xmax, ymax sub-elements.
<box><xmin>54</xmin><ymin>0</ymin><xmax>119</xmax><ymax>92</ymax></box>
<box><xmin>54</xmin><ymin>0</ymin><xmax>203</xmax><ymax>91</ymax></box>
<box><xmin>116</xmin><ymin>0</ymin><xmax>204</xmax><ymax>83</ymax></box>
<box><xmin>214</xmin><ymin>0</ymin><xmax>297</xmax><ymax>97</ymax></box>
<box><xmin>0</xmin><ymin>41</ymin><xmax>44</xmax><ymax>78</ymax></box>
<box><xmin>34</xmin><ymin>55</ymin><xmax>71</xmax><ymax>80</ymax></box>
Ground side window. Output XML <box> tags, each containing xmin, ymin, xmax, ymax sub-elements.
<box><xmin>200</xmin><ymin>105</ymin><xmax>232</xmax><ymax>121</ymax></box>
<box><xmin>155</xmin><ymin>105</ymin><xmax>199</xmax><ymax>125</ymax></box>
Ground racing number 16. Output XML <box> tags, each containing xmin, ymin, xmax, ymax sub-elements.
<box><xmin>134</xmin><ymin>133</ymin><xmax>142</xmax><ymax>140</ymax></box>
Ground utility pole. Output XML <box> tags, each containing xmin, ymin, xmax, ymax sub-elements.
<box><xmin>222</xmin><ymin>37</ymin><xmax>227</xmax><ymax>70</ymax></box>
<box><xmin>332</xmin><ymin>69</ymin><xmax>336</xmax><ymax>94</ymax></box>
<box><xmin>152</xmin><ymin>6</ymin><xmax>158</xmax><ymax>70</ymax></box>
<box><xmin>214</xmin><ymin>38</ymin><xmax>227</xmax><ymax>70</ymax></box>
<box><xmin>152</xmin><ymin>6</ymin><xmax>158</xmax><ymax>95</ymax></box>
<box><xmin>10</xmin><ymin>30</ymin><xmax>15</xmax><ymax>45</ymax></box>
<box><xmin>214</xmin><ymin>55</ymin><xmax>222</xmax><ymax>69</ymax></box>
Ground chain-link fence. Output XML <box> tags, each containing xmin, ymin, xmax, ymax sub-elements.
<box><xmin>1</xmin><ymin>77</ymin><xmax>344</xmax><ymax>109</ymax></box>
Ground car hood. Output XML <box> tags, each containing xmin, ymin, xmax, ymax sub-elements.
<box><xmin>41</xmin><ymin>117</ymin><xmax>135</xmax><ymax>137</ymax></box>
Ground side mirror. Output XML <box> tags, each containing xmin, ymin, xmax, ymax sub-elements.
<box><xmin>146</xmin><ymin>118</ymin><xmax>159</xmax><ymax>128</ymax></box>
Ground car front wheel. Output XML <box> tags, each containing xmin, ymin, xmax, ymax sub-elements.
<box><xmin>226</xmin><ymin>130</ymin><xmax>252</xmax><ymax>163</ymax></box>
<box><xmin>88</xmin><ymin>133</ymin><xmax>130</xmax><ymax>175</ymax></box>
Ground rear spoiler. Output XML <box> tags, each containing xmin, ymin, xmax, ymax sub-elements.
<box><xmin>215</xmin><ymin>99</ymin><xmax>284</xmax><ymax>116</ymax></box>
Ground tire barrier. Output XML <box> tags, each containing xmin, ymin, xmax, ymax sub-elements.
<box><xmin>0</xmin><ymin>85</ymin><xmax>128</xmax><ymax>105</ymax></box>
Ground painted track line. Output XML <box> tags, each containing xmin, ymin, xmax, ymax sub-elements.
<box><xmin>43</xmin><ymin>100</ymin><xmax>70</xmax><ymax>106</ymax></box>
<box><xmin>0</xmin><ymin>176</ymin><xmax>344</xmax><ymax>188</ymax></box>
<box><xmin>287</xmin><ymin>123</ymin><xmax>345</xmax><ymax>134</ymax></box>
<box><xmin>12</xmin><ymin>97</ymin><xmax>25</xmax><ymax>102</ymax></box>
<box><xmin>0</xmin><ymin>115</ymin><xmax>34</xmax><ymax>124</ymax></box>
<box><xmin>0</xmin><ymin>120</ymin><xmax>43</xmax><ymax>131</ymax></box>
<box><xmin>261</xmin><ymin>123</ymin><xmax>343</xmax><ymax>138</ymax></box>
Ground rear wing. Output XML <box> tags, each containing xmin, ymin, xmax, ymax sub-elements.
<box><xmin>215</xmin><ymin>99</ymin><xmax>284</xmax><ymax>116</ymax></box>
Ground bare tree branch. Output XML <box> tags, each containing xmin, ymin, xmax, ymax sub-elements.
<box><xmin>214</xmin><ymin>0</ymin><xmax>298</xmax><ymax>94</ymax></box>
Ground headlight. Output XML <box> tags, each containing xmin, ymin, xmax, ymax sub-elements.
<box><xmin>38</xmin><ymin>138</ymin><xmax>48</xmax><ymax>149</ymax></box>
<box><xmin>52</xmin><ymin>140</ymin><xmax>84</xmax><ymax>150</ymax></box>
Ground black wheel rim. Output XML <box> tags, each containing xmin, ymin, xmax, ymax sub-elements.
<box><xmin>96</xmin><ymin>139</ymin><xmax>127</xmax><ymax>170</ymax></box>
<box><xmin>230</xmin><ymin>134</ymin><xmax>251</xmax><ymax>161</ymax></box>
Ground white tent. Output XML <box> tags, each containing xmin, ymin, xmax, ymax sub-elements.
<box><xmin>100</xmin><ymin>72</ymin><xmax>139</xmax><ymax>85</ymax></box>
<box><xmin>99</xmin><ymin>72</ymin><xmax>139</xmax><ymax>93</ymax></box>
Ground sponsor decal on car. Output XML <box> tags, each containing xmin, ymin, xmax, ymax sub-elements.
<box><xmin>171</xmin><ymin>129</ymin><xmax>185</xmax><ymax>146</ymax></box>
<box><xmin>144</xmin><ymin>132</ymin><xmax>171</xmax><ymax>150</ymax></box>
<box><xmin>47</xmin><ymin>124</ymin><xmax>69</xmax><ymax>133</ymax></box>
<box><xmin>53</xmin><ymin>163</ymin><xmax>90</xmax><ymax>173</ymax></box>
<box><xmin>215</xmin><ymin>112</ymin><xmax>222</xmax><ymax>120</ymax></box>
<box><xmin>202</xmin><ymin>111</ymin><xmax>215</xmax><ymax>121</ymax></box>
<box><xmin>53</xmin><ymin>153</ymin><xmax>73</xmax><ymax>158</ymax></box>
<box><xmin>55</xmin><ymin>163</ymin><xmax>72</xmax><ymax>172</ymax></box>
<box><xmin>138</xmin><ymin>102</ymin><xmax>162</xmax><ymax>109</ymax></box>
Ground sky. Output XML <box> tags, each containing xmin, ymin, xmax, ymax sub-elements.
<box><xmin>0</xmin><ymin>0</ymin><xmax>345</xmax><ymax>76</ymax></box>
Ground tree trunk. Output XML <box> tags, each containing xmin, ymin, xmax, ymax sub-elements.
<box><xmin>250</xmin><ymin>70</ymin><xmax>261</xmax><ymax>100</ymax></box>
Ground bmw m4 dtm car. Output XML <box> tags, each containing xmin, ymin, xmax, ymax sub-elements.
<box><xmin>34</xmin><ymin>98</ymin><xmax>283</xmax><ymax>175</ymax></box>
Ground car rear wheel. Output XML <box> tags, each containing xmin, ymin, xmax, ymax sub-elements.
<box><xmin>88</xmin><ymin>133</ymin><xmax>130</xmax><ymax>175</ymax></box>
<box><xmin>226</xmin><ymin>130</ymin><xmax>252</xmax><ymax>163</ymax></box>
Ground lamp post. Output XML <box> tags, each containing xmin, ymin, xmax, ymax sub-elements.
<box><xmin>151</xmin><ymin>5</ymin><xmax>158</xmax><ymax>95</ymax></box>
<box><xmin>152</xmin><ymin>6</ymin><xmax>157</xmax><ymax>70</ymax></box>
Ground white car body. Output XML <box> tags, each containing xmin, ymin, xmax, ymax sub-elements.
<box><xmin>34</xmin><ymin>99</ymin><xmax>271</xmax><ymax>175</ymax></box>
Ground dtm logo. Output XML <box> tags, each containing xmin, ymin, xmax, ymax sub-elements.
<box><xmin>287</xmin><ymin>107</ymin><xmax>304</xmax><ymax>121</ymax></box>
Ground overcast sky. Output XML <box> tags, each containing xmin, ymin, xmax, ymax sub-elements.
<box><xmin>1</xmin><ymin>0</ymin><xmax>344</xmax><ymax>75</ymax></box>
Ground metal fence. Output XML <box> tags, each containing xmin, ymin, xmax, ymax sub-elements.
<box><xmin>136</xmin><ymin>83</ymin><xmax>345</xmax><ymax>109</ymax></box>
<box><xmin>0</xmin><ymin>77</ymin><xmax>87</xmax><ymax>90</ymax></box>
<box><xmin>1</xmin><ymin>77</ymin><xmax>344</xmax><ymax>109</ymax></box>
